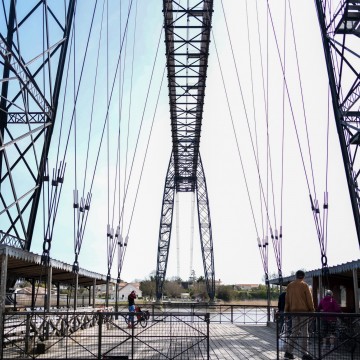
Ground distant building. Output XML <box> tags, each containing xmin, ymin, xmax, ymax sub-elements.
<box><xmin>96</xmin><ymin>282</ymin><xmax>142</xmax><ymax>300</ymax></box>
<box><xmin>118</xmin><ymin>283</ymin><xmax>142</xmax><ymax>301</ymax></box>
<box><xmin>180</xmin><ymin>293</ymin><xmax>190</xmax><ymax>300</ymax></box>
<box><xmin>234</xmin><ymin>284</ymin><xmax>259</xmax><ymax>291</ymax></box>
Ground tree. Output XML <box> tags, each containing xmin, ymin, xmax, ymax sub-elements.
<box><xmin>191</xmin><ymin>278</ymin><xmax>207</xmax><ymax>300</ymax></box>
<box><xmin>140</xmin><ymin>280</ymin><xmax>156</xmax><ymax>298</ymax></box>
<box><xmin>164</xmin><ymin>280</ymin><xmax>183</xmax><ymax>298</ymax></box>
<box><xmin>216</xmin><ymin>285</ymin><xmax>235</xmax><ymax>302</ymax></box>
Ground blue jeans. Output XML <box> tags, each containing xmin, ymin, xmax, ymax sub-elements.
<box><xmin>129</xmin><ymin>305</ymin><xmax>135</xmax><ymax>324</ymax></box>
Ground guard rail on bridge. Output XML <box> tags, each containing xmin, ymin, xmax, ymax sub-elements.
<box><xmin>1</xmin><ymin>311</ymin><xmax>209</xmax><ymax>359</ymax></box>
<box><xmin>276</xmin><ymin>312</ymin><xmax>360</xmax><ymax>359</ymax></box>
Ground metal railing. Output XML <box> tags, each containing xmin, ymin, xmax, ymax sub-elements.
<box><xmin>5</xmin><ymin>292</ymin><xmax>93</xmax><ymax>310</ymax></box>
<box><xmin>140</xmin><ymin>303</ymin><xmax>276</xmax><ymax>324</ymax></box>
<box><xmin>276</xmin><ymin>312</ymin><xmax>360</xmax><ymax>359</ymax></box>
<box><xmin>6</xmin><ymin>296</ymin><xmax>276</xmax><ymax>325</ymax></box>
<box><xmin>1</xmin><ymin>311</ymin><xmax>209</xmax><ymax>359</ymax></box>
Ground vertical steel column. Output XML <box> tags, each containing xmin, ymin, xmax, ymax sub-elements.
<box><xmin>196</xmin><ymin>154</ymin><xmax>215</xmax><ymax>301</ymax></box>
<box><xmin>314</xmin><ymin>1</ymin><xmax>360</xmax><ymax>247</ymax></box>
<box><xmin>93</xmin><ymin>279</ymin><xmax>96</xmax><ymax>309</ymax></box>
<box><xmin>0</xmin><ymin>251</ymin><xmax>8</xmax><ymax>358</ymax></box>
<box><xmin>0</xmin><ymin>0</ymin><xmax>15</xmax><ymax>174</ymax></box>
<box><xmin>156</xmin><ymin>154</ymin><xmax>176</xmax><ymax>300</ymax></box>
<box><xmin>46</xmin><ymin>266</ymin><xmax>52</xmax><ymax>311</ymax></box>
<box><xmin>74</xmin><ymin>273</ymin><xmax>78</xmax><ymax>310</ymax></box>
<box><xmin>353</xmin><ymin>268</ymin><xmax>359</xmax><ymax>313</ymax></box>
<box><xmin>56</xmin><ymin>283</ymin><xmax>60</xmax><ymax>308</ymax></box>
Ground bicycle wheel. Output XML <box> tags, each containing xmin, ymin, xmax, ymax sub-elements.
<box><xmin>125</xmin><ymin>314</ymin><xmax>138</xmax><ymax>327</ymax></box>
<box><xmin>139</xmin><ymin>316</ymin><xmax>147</xmax><ymax>328</ymax></box>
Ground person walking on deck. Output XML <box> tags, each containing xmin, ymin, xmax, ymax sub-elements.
<box><xmin>284</xmin><ymin>270</ymin><xmax>315</xmax><ymax>360</ymax></box>
<box><xmin>128</xmin><ymin>290</ymin><xmax>137</xmax><ymax>328</ymax></box>
<box><xmin>318</xmin><ymin>289</ymin><xmax>341</xmax><ymax>351</ymax></box>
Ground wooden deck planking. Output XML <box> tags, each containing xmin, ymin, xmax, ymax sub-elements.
<box><xmin>209</xmin><ymin>324</ymin><xmax>277</xmax><ymax>360</ymax></box>
<box><xmin>2</xmin><ymin>316</ymin><xmax>280</xmax><ymax>359</ymax></box>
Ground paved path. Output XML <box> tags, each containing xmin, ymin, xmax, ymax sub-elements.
<box><xmin>210</xmin><ymin>324</ymin><xmax>278</xmax><ymax>360</ymax></box>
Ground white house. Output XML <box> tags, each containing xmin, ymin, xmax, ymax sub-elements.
<box><xmin>118</xmin><ymin>283</ymin><xmax>142</xmax><ymax>301</ymax></box>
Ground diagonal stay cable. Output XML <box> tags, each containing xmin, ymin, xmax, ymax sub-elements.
<box><xmin>288</xmin><ymin>0</ymin><xmax>328</xmax><ymax>262</ymax></box>
<box><xmin>245</xmin><ymin>0</ymin><xmax>266</xmax><ymax>241</ymax></box>
<box><xmin>88</xmin><ymin>0</ymin><xmax>134</xmax><ymax>194</ymax></box>
<box><xmin>212</xmin><ymin>32</ymin><xmax>260</xmax><ymax>239</ymax></box>
<box><xmin>82</xmin><ymin>0</ymin><xmax>105</xmax><ymax>200</ymax></box>
<box><xmin>220</xmin><ymin>0</ymin><xmax>273</xmax><ymax>233</ymax></box>
<box><xmin>266</xmin><ymin>1</ymin><xmax>312</xmax><ymax>196</ymax></box>
<box><xmin>125</xmin><ymin>65</ymin><xmax>166</xmax><ymax>236</ymax></box>
<box><xmin>116</xmin><ymin>19</ymin><xmax>164</xmax><ymax>229</ymax></box>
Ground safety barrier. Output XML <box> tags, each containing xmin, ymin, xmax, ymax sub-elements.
<box><xmin>276</xmin><ymin>312</ymin><xmax>360</xmax><ymax>359</ymax></box>
<box><xmin>1</xmin><ymin>311</ymin><xmax>209</xmax><ymax>359</ymax></box>
<box><xmin>130</xmin><ymin>303</ymin><xmax>276</xmax><ymax>324</ymax></box>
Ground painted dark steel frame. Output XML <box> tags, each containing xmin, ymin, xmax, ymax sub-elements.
<box><xmin>0</xmin><ymin>0</ymin><xmax>75</xmax><ymax>250</ymax></box>
<box><xmin>156</xmin><ymin>152</ymin><xmax>215</xmax><ymax>301</ymax></box>
<box><xmin>314</xmin><ymin>0</ymin><xmax>360</xmax><ymax>247</ymax></box>
<box><xmin>156</xmin><ymin>0</ymin><xmax>215</xmax><ymax>302</ymax></box>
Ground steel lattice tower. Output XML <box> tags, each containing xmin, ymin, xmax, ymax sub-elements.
<box><xmin>0</xmin><ymin>1</ymin><xmax>75</xmax><ymax>250</ymax></box>
<box><xmin>156</xmin><ymin>0</ymin><xmax>215</xmax><ymax>301</ymax></box>
<box><xmin>315</xmin><ymin>0</ymin><xmax>360</xmax><ymax>247</ymax></box>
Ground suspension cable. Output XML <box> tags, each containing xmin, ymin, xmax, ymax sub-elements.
<box><xmin>220</xmin><ymin>1</ymin><xmax>275</xmax><ymax>236</ymax></box>
<box><xmin>212</xmin><ymin>32</ymin><xmax>260</xmax><ymax>239</ymax></box>
<box><xmin>287</xmin><ymin>0</ymin><xmax>329</xmax><ymax>272</ymax></box>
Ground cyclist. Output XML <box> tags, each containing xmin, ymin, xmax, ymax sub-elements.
<box><xmin>127</xmin><ymin>291</ymin><xmax>137</xmax><ymax>328</ymax></box>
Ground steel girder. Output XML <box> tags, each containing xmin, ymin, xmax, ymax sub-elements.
<box><xmin>156</xmin><ymin>1</ymin><xmax>215</xmax><ymax>300</ymax></box>
<box><xmin>315</xmin><ymin>0</ymin><xmax>360</xmax><ymax>247</ymax></box>
<box><xmin>156</xmin><ymin>152</ymin><xmax>215</xmax><ymax>301</ymax></box>
<box><xmin>195</xmin><ymin>153</ymin><xmax>215</xmax><ymax>300</ymax></box>
<box><xmin>0</xmin><ymin>1</ymin><xmax>75</xmax><ymax>250</ymax></box>
<box><xmin>163</xmin><ymin>0</ymin><xmax>213</xmax><ymax>192</ymax></box>
<box><xmin>156</xmin><ymin>153</ymin><xmax>176</xmax><ymax>300</ymax></box>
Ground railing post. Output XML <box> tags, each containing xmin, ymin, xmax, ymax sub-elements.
<box><xmin>206</xmin><ymin>313</ymin><xmax>210</xmax><ymax>360</ymax></box>
<box><xmin>24</xmin><ymin>313</ymin><xmax>30</xmax><ymax>354</ymax></box>
<box><xmin>231</xmin><ymin>305</ymin><xmax>233</xmax><ymax>323</ymax></box>
<box><xmin>98</xmin><ymin>312</ymin><xmax>103</xmax><ymax>359</ymax></box>
<box><xmin>131</xmin><ymin>323</ymin><xmax>134</xmax><ymax>359</ymax></box>
<box><xmin>31</xmin><ymin>279</ymin><xmax>35</xmax><ymax>310</ymax></box>
<box><xmin>276</xmin><ymin>312</ymin><xmax>279</xmax><ymax>360</ymax></box>
<box><xmin>317</xmin><ymin>314</ymin><xmax>321</xmax><ymax>358</ymax></box>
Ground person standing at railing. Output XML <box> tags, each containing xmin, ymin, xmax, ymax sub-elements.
<box><xmin>318</xmin><ymin>289</ymin><xmax>341</xmax><ymax>351</ymax></box>
<box><xmin>127</xmin><ymin>291</ymin><xmax>137</xmax><ymax>328</ymax></box>
<box><xmin>283</xmin><ymin>270</ymin><xmax>315</xmax><ymax>360</ymax></box>
<box><xmin>278</xmin><ymin>290</ymin><xmax>286</xmax><ymax>332</ymax></box>
<box><xmin>278</xmin><ymin>289</ymin><xmax>292</xmax><ymax>337</ymax></box>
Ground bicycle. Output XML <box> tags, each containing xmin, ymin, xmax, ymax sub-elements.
<box><xmin>125</xmin><ymin>307</ymin><xmax>150</xmax><ymax>328</ymax></box>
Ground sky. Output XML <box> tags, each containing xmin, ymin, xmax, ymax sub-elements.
<box><xmin>2</xmin><ymin>0</ymin><xmax>359</xmax><ymax>286</ymax></box>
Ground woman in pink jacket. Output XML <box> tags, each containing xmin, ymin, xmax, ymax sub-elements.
<box><xmin>318</xmin><ymin>290</ymin><xmax>341</xmax><ymax>351</ymax></box>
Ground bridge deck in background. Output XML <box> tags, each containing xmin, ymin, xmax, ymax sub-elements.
<box><xmin>210</xmin><ymin>324</ymin><xmax>277</xmax><ymax>360</ymax></box>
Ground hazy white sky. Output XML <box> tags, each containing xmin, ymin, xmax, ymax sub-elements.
<box><xmin>23</xmin><ymin>0</ymin><xmax>360</xmax><ymax>285</ymax></box>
